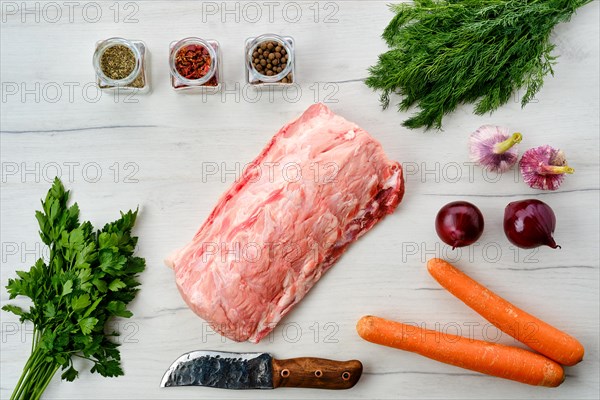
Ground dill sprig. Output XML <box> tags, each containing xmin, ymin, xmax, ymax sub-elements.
<box><xmin>366</xmin><ymin>0</ymin><xmax>592</xmax><ymax>130</ymax></box>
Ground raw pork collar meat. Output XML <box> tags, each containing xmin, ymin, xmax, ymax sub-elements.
<box><xmin>166</xmin><ymin>103</ymin><xmax>404</xmax><ymax>343</ymax></box>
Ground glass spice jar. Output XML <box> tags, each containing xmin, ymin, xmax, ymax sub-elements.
<box><xmin>93</xmin><ymin>37</ymin><xmax>149</xmax><ymax>92</ymax></box>
<box><xmin>170</xmin><ymin>37</ymin><xmax>221</xmax><ymax>92</ymax></box>
<box><xmin>245</xmin><ymin>34</ymin><xmax>295</xmax><ymax>87</ymax></box>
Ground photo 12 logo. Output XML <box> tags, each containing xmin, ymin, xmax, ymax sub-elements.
<box><xmin>201</xmin><ymin>160</ymin><xmax>339</xmax><ymax>184</ymax></box>
<box><xmin>402</xmin><ymin>161</ymin><xmax>523</xmax><ymax>184</ymax></box>
<box><xmin>2</xmin><ymin>81</ymin><xmax>141</xmax><ymax>104</ymax></box>
<box><xmin>1</xmin><ymin>1</ymin><xmax>140</xmax><ymax>24</ymax></box>
<box><xmin>200</xmin><ymin>321</ymin><xmax>340</xmax><ymax>344</ymax></box>
<box><xmin>1</xmin><ymin>321</ymin><xmax>140</xmax><ymax>344</ymax></box>
<box><xmin>1</xmin><ymin>161</ymin><xmax>140</xmax><ymax>184</ymax></box>
<box><xmin>401</xmin><ymin>241</ymin><xmax>540</xmax><ymax>264</ymax></box>
<box><xmin>189</xmin><ymin>81</ymin><xmax>339</xmax><ymax>105</ymax></box>
<box><xmin>2</xmin><ymin>241</ymin><xmax>49</xmax><ymax>264</ymax></box>
<box><xmin>398</xmin><ymin>321</ymin><xmax>539</xmax><ymax>346</ymax></box>
<box><xmin>197</xmin><ymin>240</ymin><xmax>322</xmax><ymax>266</ymax></box>
<box><xmin>200</xmin><ymin>1</ymin><xmax>339</xmax><ymax>24</ymax></box>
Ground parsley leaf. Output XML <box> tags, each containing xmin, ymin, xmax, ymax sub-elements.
<box><xmin>61</xmin><ymin>280</ymin><xmax>73</xmax><ymax>296</ymax></box>
<box><xmin>2</xmin><ymin>177</ymin><xmax>145</xmax><ymax>400</ymax></box>
<box><xmin>79</xmin><ymin>317</ymin><xmax>99</xmax><ymax>335</ymax></box>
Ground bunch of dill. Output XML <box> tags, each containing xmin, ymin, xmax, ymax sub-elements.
<box><xmin>366</xmin><ymin>0</ymin><xmax>592</xmax><ymax>130</ymax></box>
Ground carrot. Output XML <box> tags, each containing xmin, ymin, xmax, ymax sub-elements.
<box><xmin>357</xmin><ymin>315</ymin><xmax>564</xmax><ymax>387</ymax></box>
<box><xmin>427</xmin><ymin>258</ymin><xmax>584</xmax><ymax>366</ymax></box>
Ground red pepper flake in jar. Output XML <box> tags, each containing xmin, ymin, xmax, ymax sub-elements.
<box><xmin>170</xmin><ymin>38</ymin><xmax>221</xmax><ymax>89</ymax></box>
<box><xmin>175</xmin><ymin>45</ymin><xmax>212</xmax><ymax>80</ymax></box>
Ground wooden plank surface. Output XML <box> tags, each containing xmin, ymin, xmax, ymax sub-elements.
<box><xmin>1</xmin><ymin>1</ymin><xmax>599</xmax><ymax>399</ymax></box>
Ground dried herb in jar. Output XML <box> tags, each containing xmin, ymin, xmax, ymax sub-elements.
<box><xmin>252</xmin><ymin>41</ymin><xmax>293</xmax><ymax>83</ymax></box>
<box><xmin>128</xmin><ymin>74</ymin><xmax>145</xmax><ymax>89</ymax></box>
<box><xmin>175</xmin><ymin>44</ymin><xmax>217</xmax><ymax>86</ymax></box>
<box><xmin>100</xmin><ymin>45</ymin><xmax>136</xmax><ymax>80</ymax></box>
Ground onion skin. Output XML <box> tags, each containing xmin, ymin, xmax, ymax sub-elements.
<box><xmin>435</xmin><ymin>201</ymin><xmax>484</xmax><ymax>249</ymax></box>
<box><xmin>504</xmin><ymin>199</ymin><xmax>560</xmax><ymax>249</ymax></box>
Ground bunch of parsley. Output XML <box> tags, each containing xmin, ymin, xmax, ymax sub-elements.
<box><xmin>2</xmin><ymin>178</ymin><xmax>145</xmax><ymax>400</ymax></box>
<box><xmin>366</xmin><ymin>0</ymin><xmax>592</xmax><ymax>129</ymax></box>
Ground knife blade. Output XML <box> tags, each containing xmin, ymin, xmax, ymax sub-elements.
<box><xmin>160</xmin><ymin>350</ymin><xmax>362</xmax><ymax>390</ymax></box>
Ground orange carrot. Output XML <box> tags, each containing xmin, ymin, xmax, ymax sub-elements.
<box><xmin>357</xmin><ymin>315</ymin><xmax>564</xmax><ymax>387</ymax></box>
<box><xmin>427</xmin><ymin>258</ymin><xmax>584</xmax><ymax>366</ymax></box>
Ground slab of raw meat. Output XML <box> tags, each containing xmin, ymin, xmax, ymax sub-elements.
<box><xmin>166</xmin><ymin>103</ymin><xmax>404</xmax><ymax>343</ymax></box>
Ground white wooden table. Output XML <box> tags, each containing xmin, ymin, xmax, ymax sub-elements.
<box><xmin>1</xmin><ymin>1</ymin><xmax>599</xmax><ymax>399</ymax></box>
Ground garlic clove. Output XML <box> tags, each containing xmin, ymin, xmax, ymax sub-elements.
<box><xmin>519</xmin><ymin>145</ymin><xmax>574</xmax><ymax>191</ymax></box>
<box><xmin>469</xmin><ymin>125</ymin><xmax>521</xmax><ymax>172</ymax></box>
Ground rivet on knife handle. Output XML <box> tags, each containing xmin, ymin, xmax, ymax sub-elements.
<box><xmin>271</xmin><ymin>357</ymin><xmax>363</xmax><ymax>389</ymax></box>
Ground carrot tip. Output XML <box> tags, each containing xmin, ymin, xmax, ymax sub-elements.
<box><xmin>426</xmin><ymin>258</ymin><xmax>446</xmax><ymax>273</ymax></box>
<box><xmin>356</xmin><ymin>315</ymin><xmax>373</xmax><ymax>338</ymax></box>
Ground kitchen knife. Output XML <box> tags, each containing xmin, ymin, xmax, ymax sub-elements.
<box><xmin>160</xmin><ymin>350</ymin><xmax>362</xmax><ymax>390</ymax></box>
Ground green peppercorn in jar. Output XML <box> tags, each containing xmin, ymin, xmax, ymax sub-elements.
<box><xmin>245</xmin><ymin>34</ymin><xmax>295</xmax><ymax>86</ymax></box>
<box><xmin>93</xmin><ymin>37</ymin><xmax>149</xmax><ymax>92</ymax></box>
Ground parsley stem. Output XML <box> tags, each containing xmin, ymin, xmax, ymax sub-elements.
<box><xmin>30</xmin><ymin>328</ymin><xmax>40</xmax><ymax>354</ymax></box>
<box><xmin>11</xmin><ymin>346</ymin><xmax>43</xmax><ymax>400</ymax></box>
<box><xmin>10</xmin><ymin>344</ymin><xmax>59</xmax><ymax>400</ymax></box>
<box><xmin>20</xmin><ymin>354</ymin><xmax>45</xmax><ymax>399</ymax></box>
<box><xmin>32</xmin><ymin>363</ymin><xmax>59</xmax><ymax>400</ymax></box>
<box><xmin>73</xmin><ymin>353</ymin><xmax>96</xmax><ymax>362</ymax></box>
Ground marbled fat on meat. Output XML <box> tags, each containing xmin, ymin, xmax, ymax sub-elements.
<box><xmin>166</xmin><ymin>103</ymin><xmax>405</xmax><ymax>343</ymax></box>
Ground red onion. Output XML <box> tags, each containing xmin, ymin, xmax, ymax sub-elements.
<box><xmin>504</xmin><ymin>199</ymin><xmax>560</xmax><ymax>249</ymax></box>
<box><xmin>435</xmin><ymin>201</ymin><xmax>484</xmax><ymax>249</ymax></box>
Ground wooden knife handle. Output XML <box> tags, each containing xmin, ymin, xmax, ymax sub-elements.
<box><xmin>271</xmin><ymin>357</ymin><xmax>362</xmax><ymax>390</ymax></box>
